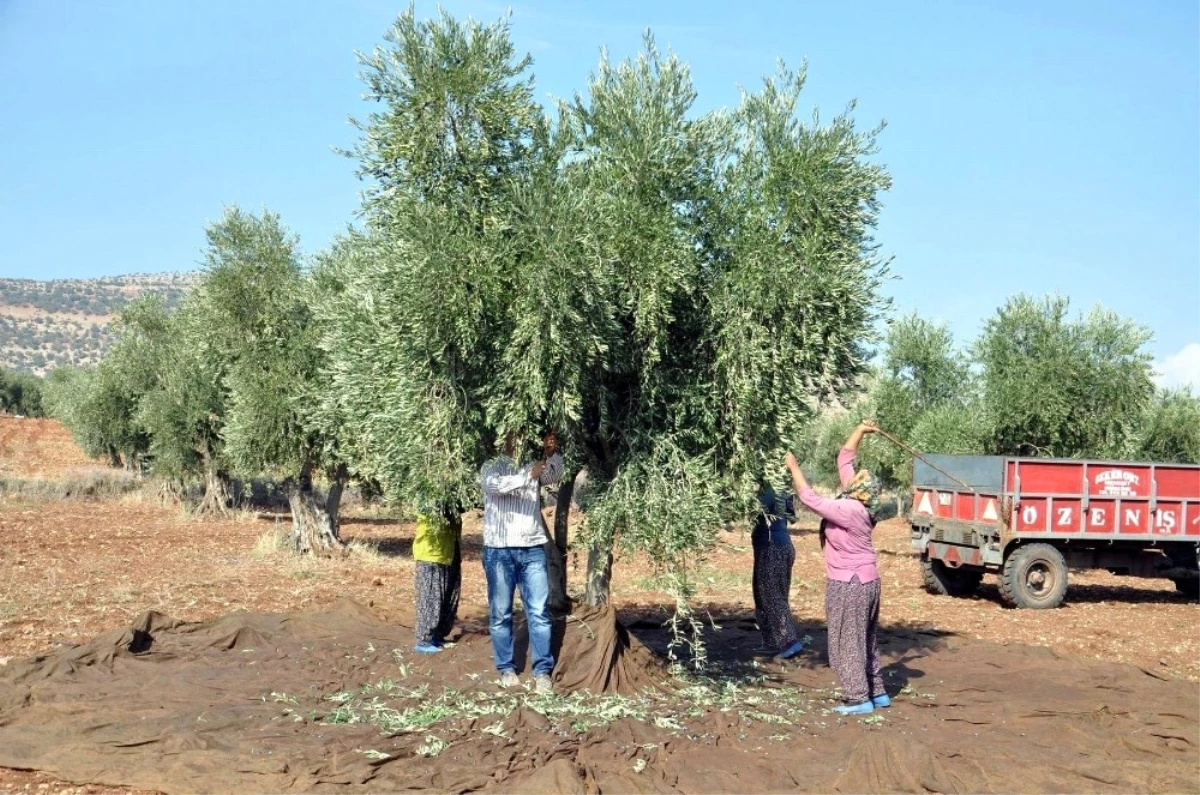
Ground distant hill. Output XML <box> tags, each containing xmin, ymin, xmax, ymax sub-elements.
<box><xmin>0</xmin><ymin>273</ymin><xmax>196</xmax><ymax>375</ymax></box>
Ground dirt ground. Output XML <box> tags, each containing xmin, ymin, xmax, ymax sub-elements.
<box><xmin>0</xmin><ymin>417</ymin><xmax>1197</xmax><ymax>793</ymax></box>
<box><xmin>0</xmin><ymin>417</ymin><xmax>102</xmax><ymax>479</ymax></box>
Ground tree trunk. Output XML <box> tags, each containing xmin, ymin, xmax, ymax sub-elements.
<box><xmin>443</xmin><ymin>505</ymin><xmax>463</xmax><ymax>628</ymax></box>
<box><xmin>585</xmin><ymin>542</ymin><xmax>613</xmax><ymax>607</ymax></box>
<box><xmin>543</xmin><ymin>470</ymin><xmax>578</xmax><ymax>612</ymax></box>
<box><xmin>325</xmin><ymin>463</ymin><xmax>349</xmax><ymax>535</ymax></box>
<box><xmin>582</xmin><ymin>447</ymin><xmax>615</xmax><ymax>607</ymax></box>
<box><xmin>156</xmin><ymin>477</ymin><xmax>183</xmax><ymax>506</ymax></box>
<box><xmin>287</xmin><ymin>461</ymin><xmax>343</xmax><ymax>555</ymax></box>
<box><xmin>194</xmin><ymin>451</ymin><xmax>231</xmax><ymax>517</ymax></box>
<box><xmin>106</xmin><ymin>446</ymin><xmax>122</xmax><ymax>469</ymax></box>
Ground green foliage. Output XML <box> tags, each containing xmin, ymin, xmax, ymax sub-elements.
<box><xmin>907</xmin><ymin>399</ymin><xmax>988</xmax><ymax>458</ymax></box>
<box><xmin>795</xmin><ymin>389</ymin><xmax>901</xmax><ymax>492</ymax></box>
<box><xmin>583</xmin><ymin>437</ymin><xmax>725</xmax><ymax>564</ymax></box>
<box><xmin>44</xmin><ymin>364</ymin><xmax>131</xmax><ymax>465</ymax></box>
<box><xmin>1134</xmin><ymin>388</ymin><xmax>1200</xmax><ymax>464</ymax></box>
<box><xmin>41</xmin><ymin>298</ymin><xmax>172</xmax><ymax>466</ymax></box>
<box><xmin>708</xmin><ymin>61</ymin><xmax>890</xmax><ymax>492</ymax></box>
<box><xmin>350</xmin><ymin>6</ymin><xmax>541</xmax><ymax>222</ymax></box>
<box><xmin>975</xmin><ymin>294</ymin><xmax>1154</xmax><ymax>458</ymax></box>
<box><xmin>40</xmin><ymin>366</ymin><xmax>79</xmax><ymax>419</ymax></box>
<box><xmin>134</xmin><ymin>299</ymin><xmax>228</xmax><ymax>481</ymax></box>
<box><xmin>317</xmin><ymin>7</ymin><xmax>548</xmax><ymax>510</ymax></box>
<box><xmin>802</xmin><ymin>298</ymin><xmax>1178</xmax><ymax>492</ymax></box>
<box><xmin>0</xmin><ymin>368</ymin><xmax>45</xmax><ymax>416</ymax></box>
<box><xmin>863</xmin><ymin>315</ymin><xmax>976</xmax><ymax>487</ymax></box>
<box><xmin>798</xmin><ymin>403</ymin><xmax>858</xmax><ymax>488</ymax></box>
<box><xmin>195</xmin><ymin>207</ymin><xmax>333</xmax><ymax>481</ymax></box>
<box><xmin>318</xmin><ymin>11</ymin><xmax>891</xmax><ymax>656</ymax></box>
<box><xmin>880</xmin><ymin>313</ymin><xmax>970</xmax><ymax>414</ymax></box>
<box><xmin>326</xmin><ymin>16</ymin><xmax>889</xmax><ymax>512</ymax></box>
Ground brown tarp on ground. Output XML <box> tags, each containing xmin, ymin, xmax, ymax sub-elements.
<box><xmin>0</xmin><ymin>599</ymin><xmax>1196</xmax><ymax>794</ymax></box>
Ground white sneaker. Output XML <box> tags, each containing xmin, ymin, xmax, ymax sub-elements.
<box><xmin>498</xmin><ymin>671</ymin><xmax>520</xmax><ymax>688</ymax></box>
<box><xmin>533</xmin><ymin>674</ymin><xmax>553</xmax><ymax>694</ymax></box>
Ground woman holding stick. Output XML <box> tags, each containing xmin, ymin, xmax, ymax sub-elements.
<box><xmin>785</xmin><ymin>420</ymin><xmax>889</xmax><ymax>715</ymax></box>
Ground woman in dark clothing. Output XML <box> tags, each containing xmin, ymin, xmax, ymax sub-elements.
<box><xmin>751</xmin><ymin>484</ymin><xmax>804</xmax><ymax>659</ymax></box>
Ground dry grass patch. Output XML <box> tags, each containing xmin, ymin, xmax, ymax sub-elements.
<box><xmin>0</xmin><ymin>469</ymin><xmax>142</xmax><ymax>501</ymax></box>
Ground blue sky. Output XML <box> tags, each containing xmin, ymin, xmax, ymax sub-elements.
<box><xmin>1</xmin><ymin>0</ymin><xmax>1196</xmax><ymax>384</ymax></box>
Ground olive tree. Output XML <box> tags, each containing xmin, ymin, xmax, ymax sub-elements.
<box><xmin>44</xmin><ymin>365</ymin><xmax>127</xmax><ymax>467</ymax></box>
<box><xmin>314</xmin><ymin>7</ymin><xmax>545</xmax><ymax>586</ymax></box>
<box><xmin>1135</xmin><ymin>387</ymin><xmax>1200</xmax><ymax>464</ymax></box>
<box><xmin>197</xmin><ymin>207</ymin><xmax>348</xmax><ymax>553</ymax></box>
<box><xmin>867</xmin><ymin>314</ymin><xmax>976</xmax><ymax>486</ymax></box>
<box><xmin>132</xmin><ymin>292</ymin><xmax>234</xmax><ymax>514</ymax></box>
<box><xmin>319</xmin><ymin>10</ymin><xmax>890</xmax><ymax>656</ymax></box>
<box><xmin>0</xmin><ymin>369</ymin><xmax>45</xmax><ymax>417</ymax></box>
<box><xmin>975</xmin><ymin>295</ymin><xmax>1155</xmax><ymax>458</ymax></box>
<box><xmin>45</xmin><ymin>298</ymin><xmax>166</xmax><ymax>470</ymax></box>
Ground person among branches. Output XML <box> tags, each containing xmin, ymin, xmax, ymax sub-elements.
<box><xmin>412</xmin><ymin>502</ymin><xmax>463</xmax><ymax>654</ymax></box>
<box><xmin>751</xmin><ymin>482</ymin><xmax>804</xmax><ymax>659</ymax></box>
<box><xmin>786</xmin><ymin>420</ymin><xmax>889</xmax><ymax>715</ymax></box>
<box><xmin>479</xmin><ymin>430</ymin><xmax>563</xmax><ymax>693</ymax></box>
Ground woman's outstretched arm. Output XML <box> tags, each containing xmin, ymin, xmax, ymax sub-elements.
<box><xmin>843</xmin><ymin>419</ymin><xmax>878</xmax><ymax>453</ymax></box>
<box><xmin>838</xmin><ymin>420</ymin><xmax>878</xmax><ymax>488</ymax></box>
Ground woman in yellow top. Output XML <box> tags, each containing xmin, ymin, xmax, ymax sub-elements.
<box><xmin>413</xmin><ymin>505</ymin><xmax>462</xmax><ymax>654</ymax></box>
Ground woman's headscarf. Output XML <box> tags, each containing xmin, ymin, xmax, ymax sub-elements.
<box><xmin>840</xmin><ymin>468</ymin><xmax>883</xmax><ymax>522</ymax></box>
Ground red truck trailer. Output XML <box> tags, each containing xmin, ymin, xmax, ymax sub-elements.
<box><xmin>909</xmin><ymin>454</ymin><xmax>1200</xmax><ymax>608</ymax></box>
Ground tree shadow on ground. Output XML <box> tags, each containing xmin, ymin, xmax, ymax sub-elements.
<box><xmin>937</xmin><ymin>580</ymin><xmax>1197</xmax><ymax>608</ymax></box>
<box><xmin>338</xmin><ymin>517</ymin><xmax>401</xmax><ymax>528</ymax></box>
<box><xmin>343</xmin><ymin>530</ymin><xmax>487</xmax><ymax>562</ymax></box>
<box><xmin>1063</xmin><ymin>581</ymin><xmax>1196</xmax><ymax>604</ymax></box>
<box><xmin>616</xmin><ymin>604</ymin><xmax>952</xmax><ymax>695</ymax></box>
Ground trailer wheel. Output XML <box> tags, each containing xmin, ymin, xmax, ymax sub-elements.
<box><xmin>1174</xmin><ymin>579</ymin><xmax>1199</xmax><ymax>600</ymax></box>
<box><xmin>921</xmin><ymin>557</ymin><xmax>983</xmax><ymax>596</ymax></box>
<box><xmin>1000</xmin><ymin>543</ymin><xmax>1067</xmax><ymax>609</ymax></box>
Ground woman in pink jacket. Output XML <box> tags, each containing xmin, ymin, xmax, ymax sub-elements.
<box><xmin>785</xmin><ymin>420</ymin><xmax>889</xmax><ymax>715</ymax></box>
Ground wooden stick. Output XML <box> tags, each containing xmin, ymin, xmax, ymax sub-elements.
<box><xmin>872</xmin><ymin>427</ymin><xmax>977</xmax><ymax>493</ymax></box>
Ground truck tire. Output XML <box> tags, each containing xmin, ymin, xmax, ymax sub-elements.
<box><xmin>1000</xmin><ymin>543</ymin><xmax>1068</xmax><ymax>609</ymax></box>
<box><xmin>1174</xmin><ymin>578</ymin><xmax>1200</xmax><ymax>599</ymax></box>
<box><xmin>921</xmin><ymin>556</ymin><xmax>983</xmax><ymax>596</ymax></box>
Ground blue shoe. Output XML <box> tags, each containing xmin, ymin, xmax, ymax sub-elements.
<box><xmin>414</xmin><ymin>642</ymin><xmax>443</xmax><ymax>654</ymax></box>
<box><xmin>775</xmin><ymin>640</ymin><xmax>805</xmax><ymax>660</ymax></box>
<box><xmin>872</xmin><ymin>694</ymin><xmax>891</xmax><ymax>708</ymax></box>
<box><xmin>834</xmin><ymin>701</ymin><xmax>875</xmax><ymax>715</ymax></box>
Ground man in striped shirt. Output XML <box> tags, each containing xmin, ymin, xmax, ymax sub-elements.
<box><xmin>479</xmin><ymin>430</ymin><xmax>564</xmax><ymax>693</ymax></box>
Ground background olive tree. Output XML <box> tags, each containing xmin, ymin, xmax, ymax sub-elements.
<box><xmin>129</xmin><ymin>287</ymin><xmax>234</xmax><ymax>514</ymax></box>
<box><xmin>45</xmin><ymin>297</ymin><xmax>165</xmax><ymax>472</ymax></box>
<box><xmin>975</xmin><ymin>294</ymin><xmax>1155</xmax><ymax>458</ymax></box>
<box><xmin>865</xmin><ymin>313</ymin><xmax>976</xmax><ymax>486</ymax></box>
<box><xmin>0</xmin><ymin>368</ymin><xmax>46</xmax><ymax>417</ymax></box>
<box><xmin>197</xmin><ymin>207</ymin><xmax>350</xmax><ymax>553</ymax></box>
<box><xmin>797</xmin><ymin>293</ymin><xmax>1179</xmax><ymax>494</ymax></box>
<box><xmin>1134</xmin><ymin>387</ymin><xmax>1200</xmax><ymax>464</ymax></box>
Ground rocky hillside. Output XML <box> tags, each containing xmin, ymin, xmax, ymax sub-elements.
<box><xmin>0</xmin><ymin>274</ymin><xmax>195</xmax><ymax>374</ymax></box>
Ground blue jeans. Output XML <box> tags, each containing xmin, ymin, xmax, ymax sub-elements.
<box><xmin>483</xmin><ymin>545</ymin><xmax>554</xmax><ymax>676</ymax></box>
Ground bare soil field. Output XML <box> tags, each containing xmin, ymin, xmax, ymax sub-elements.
<box><xmin>0</xmin><ymin>418</ymin><xmax>1196</xmax><ymax>793</ymax></box>
<box><xmin>0</xmin><ymin>417</ymin><xmax>102</xmax><ymax>479</ymax></box>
